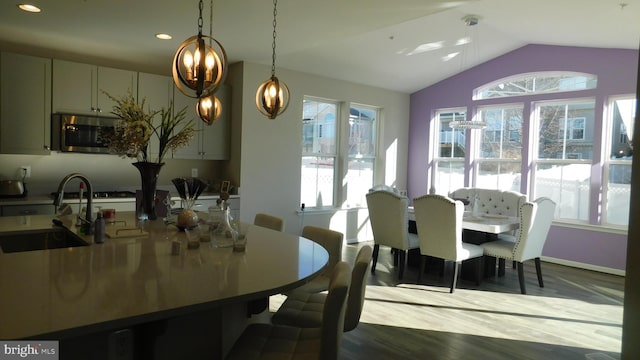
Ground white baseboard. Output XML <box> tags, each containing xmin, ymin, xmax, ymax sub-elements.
<box><xmin>542</xmin><ymin>256</ymin><xmax>625</xmax><ymax>277</ymax></box>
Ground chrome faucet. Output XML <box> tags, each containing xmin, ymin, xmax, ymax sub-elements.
<box><xmin>54</xmin><ymin>173</ymin><xmax>94</xmax><ymax>234</ymax></box>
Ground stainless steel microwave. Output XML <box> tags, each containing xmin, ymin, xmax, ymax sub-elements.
<box><xmin>51</xmin><ymin>113</ymin><xmax>118</xmax><ymax>154</ymax></box>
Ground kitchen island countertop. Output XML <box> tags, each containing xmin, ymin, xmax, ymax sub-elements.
<box><xmin>0</xmin><ymin>212</ymin><xmax>328</xmax><ymax>342</ymax></box>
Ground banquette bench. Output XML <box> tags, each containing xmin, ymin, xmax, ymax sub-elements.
<box><xmin>448</xmin><ymin>188</ymin><xmax>527</xmax><ymax>218</ymax></box>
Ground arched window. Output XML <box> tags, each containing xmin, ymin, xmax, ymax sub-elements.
<box><xmin>474</xmin><ymin>72</ymin><xmax>597</xmax><ymax>100</ymax></box>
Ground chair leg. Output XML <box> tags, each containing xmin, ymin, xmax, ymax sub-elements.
<box><xmin>517</xmin><ymin>262</ymin><xmax>526</xmax><ymax>294</ymax></box>
<box><xmin>450</xmin><ymin>262</ymin><xmax>460</xmax><ymax>293</ymax></box>
<box><xmin>371</xmin><ymin>244</ymin><xmax>380</xmax><ymax>274</ymax></box>
<box><xmin>398</xmin><ymin>250</ymin><xmax>406</xmax><ymax>280</ymax></box>
<box><xmin>535</xmin><ymin>257</ymin><xmax>544</xmax><ymax>288</ymax></box>
<box><xmin>392</xmin><ymin>248</ymin><xmax>399</xmax><ymax>266</ymax></box>
<box><xmin>485</xmin><ymin>256</ymin><xmax>497</xmax><ymax>277</ymax></box>
<box><xmin>475</xmin><ymin>257</ymin><xmax>483</xmax><ymax>286</ymax></box>
<box><xmin>418</xmin><ymin>255</ymin><xmax>426</xmax><ymax>284</ymax></box>
<box><xmin>498</xmin><ymin>258</ymin><xmax>506</xmax><ymax>277</ymax></box>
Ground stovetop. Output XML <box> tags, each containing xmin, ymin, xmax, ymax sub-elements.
<box><xmin>50</xmin><ymin>191</ymin><xmax>136</xmax><ymax>199</ymax></box>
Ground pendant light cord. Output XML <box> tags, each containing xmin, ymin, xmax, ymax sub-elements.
<box><xmin>209</xmin><ymin>0</ymin><xmax>213</xmax><ymax>43</ymax></box>
<box><xmin>271</xmin><ymin>0</ymin><xmax>278</xmax><ymax>77</ymax></box>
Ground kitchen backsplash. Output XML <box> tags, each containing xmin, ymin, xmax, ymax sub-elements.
<box><xmin>0</xmin><ymin>152</ymin><xmax>228</xmax><ymax>196</ymax></box>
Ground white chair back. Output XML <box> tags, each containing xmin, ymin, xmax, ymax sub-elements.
<box><xmin>513</xmin><ymin>197</ymin><xmax>556</xmax><ymax>262</ymax></box>
<box><xmin>369</xmin><ymin>184</ymin><xmax>400</xmax><ymax>194</ymax></box>
<box><xmin>365</xmin><ymin>190</ymin><xmax>412</xmax><ymax>250</ymax></box>
<box><xmin>301</xmin><ymin>225</ymin><xmax>344</xmax><ymax>274</ymax></box>
<box><xmin>449</xmin><ymin>188</ymin><xmax>526</xmax><ymax>217</ymax></box>
<box><xmin>253</xmin><ymin>212</ymin><xmax>285</xmax><ymax>232</ymax></box>
<box><xmin>413</xmin><ymin>194</ymin><xmax>464</xmax><ymax>261</ymax></box>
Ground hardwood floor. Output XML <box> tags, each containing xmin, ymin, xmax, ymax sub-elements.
<box><xmin>269</xmin><ymin>241</ymin><xmax>624</xmax><ymax>360</ymax></box>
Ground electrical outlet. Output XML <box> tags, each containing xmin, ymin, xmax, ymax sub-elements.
<box><xmin>20</xmin><ymin>166</ymin><xmax>31</xmax><ymax>178</ymax></box>
<box><xmin>191</xmin><ymin>168</ymin><xmax>198</xmax><ymax>177</ymax></box>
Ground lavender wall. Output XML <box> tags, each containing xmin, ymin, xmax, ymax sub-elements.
<box><xmin>408</xmin><ymin>44</ymin><xmax>638</xmax><ymax>271</ymax></box>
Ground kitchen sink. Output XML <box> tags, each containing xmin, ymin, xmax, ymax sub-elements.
<box><xmin>0</xmin><ymin>228</ymin><xmax>89</xmax><ymax>253</ymax></box>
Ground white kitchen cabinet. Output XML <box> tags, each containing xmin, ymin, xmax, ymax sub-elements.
<box><xmin>137</xmin><ymin>72</ymin><xmax>174</xmax><ymax>161</ymax></box>
<box><xmin>0</xmin><ymin>52</ymin><xmax>52</xmax><ymax>154</ymax></box>
<box><xmin>52</xmin><ymin>59</ymin><xmax>137</xmax><ymax>115</ymax></box>
<box><xmin>172</xmin><ymin>85</ymin><xmax>230</xmax><ymax>160</ymax></box>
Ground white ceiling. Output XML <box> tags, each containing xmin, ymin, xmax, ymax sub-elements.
<box><xmin>0</xmin><ymin>0</ymin><xmax>638</xmax><ymax>94</ymax></box>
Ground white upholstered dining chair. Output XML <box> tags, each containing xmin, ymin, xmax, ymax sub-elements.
<box><xmin>480</xmin><ymin>197</ymin><xmax>556</xmax><ymax>294</ymax></box>
<box><xmin>287</xmin><ymin>225</ymin><xmax>343</xmax><ymax>294</ymax></box>
<box><xmin>413</xmin><ymin>194</ymin><xmax>484</xmax><ymax>293</ymax></box>
<box><xmin>253</xmin><ymin>212</ymin><xmax>285</xmax><ymax>232</ymax></box>
<box><xmin>271</xmin><ymin>245</ymin><xmax>372</xmax><ymax>332</ymax></box>
<box><xmin>226</xmin><ymin>262</ymin><xmax>351</xmax><ymax>360</ymax></box>
<box><xmin>248</xmin><ymin>212</ymin><xmax>286</xmax><ymax>315</ymax></box>
<box><xmin>365</xmin><ymin>190</ymin><xmax>419</xmax><ymax>280</ymax></box>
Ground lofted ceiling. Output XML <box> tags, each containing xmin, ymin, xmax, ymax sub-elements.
<box><xmin>0</xmin><ymin>0</ymin><xmax>638</xmax><ymax>94</ymax></box>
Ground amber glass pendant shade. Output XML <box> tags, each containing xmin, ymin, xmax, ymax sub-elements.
<box><xmin>196</xmin><ymin>94</ymin><xmax>222</xmax><ymax>125</ymax></box>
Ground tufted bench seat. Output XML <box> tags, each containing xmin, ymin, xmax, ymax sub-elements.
<box><xmin>449</xmin><ymin>188</ymin><xmax>527</xmax><ymax>218</ymax></box>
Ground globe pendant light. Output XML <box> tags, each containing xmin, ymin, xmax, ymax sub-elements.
<box><xmin>256</xmin><ymin>0</ymin><xmax>290</xmax><ymax>119</ymax></box>
<box><xmin>196</xmin><ymin>95</ymin><xmax>222</xmax><ymax>125</ymax></box>
<box><xmin>172</xmin><ymin>0</ymin><xmax>227</xmax><ymax>100</ymax></box>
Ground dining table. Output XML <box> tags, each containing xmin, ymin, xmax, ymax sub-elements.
<box><xmin>407</xmin><ymin>206</ymin><xmax>520</xmax><ymax>279</ymax></box>
<box><xmin>0</xmin><ymin>212</ymin><xmax>329</xmax><ymax>359</ymax></box>
<box><xmin>407</xmin><ymin>206</ymin><xmax>520</xmax><ymax>235</ymax></box>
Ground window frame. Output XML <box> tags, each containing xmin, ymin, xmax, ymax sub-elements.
<box><xmin>473</xmin><ymin>104</ymin><xmax>524</xmax><ymax>192</ymax></box>
<box><xmin>530</xmin><ymin>98</ymin><xmax>596</xmax><ymax>222</ymax></box>
<box><xmin>301</xmin><ymin>97</ymin><xmax>340</xmax><ymax>209</ymax></box>
<box><xmin>300</xmin><ymin>96</ymin><xmax>380</xmax><ymax>210</ymax></box>
<box><xmin>602</xmin><ymin>94</ymin><xmax>635</xmax><ymax>227</ymax></box>
<box><xmin>431</xmin><ymin>108</ymin><xmax>468</xmax><ymax>195</ymax></box>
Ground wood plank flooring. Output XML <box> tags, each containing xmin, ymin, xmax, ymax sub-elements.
<box><xmin>268</xmin><ymin>241</ymin><xmax>624</xmax><ymax>360</ymax></box>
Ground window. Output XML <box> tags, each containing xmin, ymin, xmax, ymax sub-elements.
<box><xmin>345</xmin><ymin>105</ymin><xmax>377</xmax><ymax>207</ymax></box>
<box><xmin>474</xmin><ymin>72</ymin><xmax>597</xmax><ymax>100</ymax></box>
<box><xmin>432</xmin><ymin>110</ymin><xmax>466</xmax><ymax>195</ymax></box>
<box><xmin>559</xmin><ymin>117</ymin><xmax>585</xmax><ymax>140</ymax></box>
<box><xmin>301</xmin><ymin>98</ymin><xmax>378</xmax><ymax>209</ymax></box>
<box><xmin>301</xmin><ymin>99</ymin><xmax>338</xmax><ymax>208</ymax></box>
<box><xmin>532</xmin><ymin>100</ymin><xmax>595</xmax><ymax>221</ymax></box>
<box><xmin>475</xmin><ymin>106</ymin><xmax>523</xmax><ymax>191</ymax></box>
<box><xmin>603</xmin><ymin>96</ymin><xmax>635</xmax><ymax>226</ymax></box>
<box><xmin>428</xmin><ymin>70</ymin><xmax>628</xmax><ymax>229</ymax></box>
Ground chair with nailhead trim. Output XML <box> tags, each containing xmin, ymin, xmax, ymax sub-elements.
<box><xmin>480</xmin><ymin>197</ymin><xmax>556</xmax><ymax>294</ymax></box>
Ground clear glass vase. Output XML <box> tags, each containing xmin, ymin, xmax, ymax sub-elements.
<box><xmin>208</xmin><ymin>202</ymin><xmax>237</xmax><ymax>248</ymax></box>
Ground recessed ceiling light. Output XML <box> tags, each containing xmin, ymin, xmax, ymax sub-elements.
<box><xmin>155</xmin><ymin>33</ymin><xmax>173</xmax><ymax>40</ymax></box>
<box><xmin>18</xmin><ymin>4</ymin><xmax>41</xmax><ymax>13</ymax></box>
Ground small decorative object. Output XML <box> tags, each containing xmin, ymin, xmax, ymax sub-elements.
<box><xmin>172</xmin><ymin>177</ymin><xmax>208</xmax><ymax>230</ymax></box>
<box><xmin>208</xmin><ymin>200</ymin><xmax>237</xmax><ymax>248</ymax></box>
<box><xmin>100</xmin><ymin>90</ymin><xmax>196</xmax><ymax>221</ymax></box>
